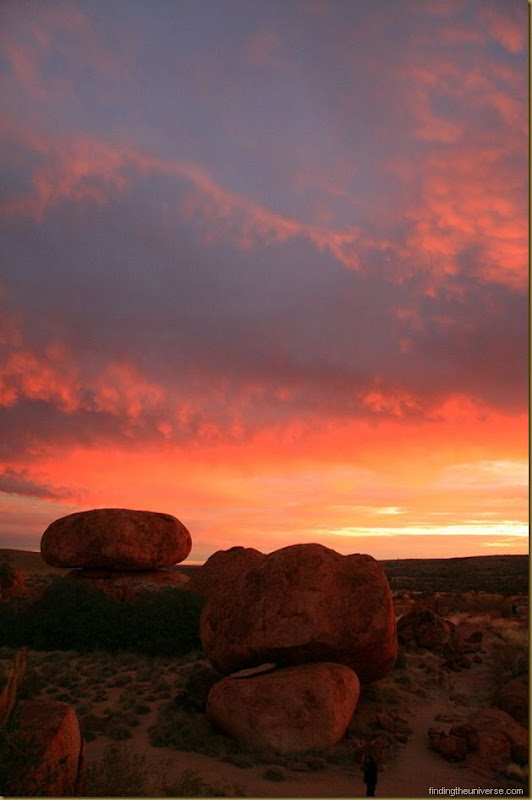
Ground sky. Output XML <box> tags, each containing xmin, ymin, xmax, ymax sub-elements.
<box><xmin>0</xmin><ymin>0</ymin><xmax>528</xmax><ymax>563</ymax></box>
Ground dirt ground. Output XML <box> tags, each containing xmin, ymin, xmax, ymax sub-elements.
<box><xmin>2</xmin><ymin>549</ymin><xmax>528</xmax><ymax>797</ymax></box>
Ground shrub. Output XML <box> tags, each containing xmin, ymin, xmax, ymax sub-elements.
<box><xmin>162</xmin><ymin>769</ymin><xmax>247</xmax><ymax>797</ymax></box>
<box><xmin>263</xmin><ymin>766</ymin><xmax>287</xmax><ymax>781</ymax></box>
<box><xmin>394</xmin><ymin>647</ymin><xmax>407</xmax><ymax>670</ymax></box>
<box><xmin>149</xmin><ymin>703</ymin><xmax>239</xmax><ymax>758</ymax></box>
<box><xmin>0</xmin><ymin>579</ymin><xmax>204</xmax><ymax>657</ymax></box>
<box><xmin>107</xmin><ymin>725</ymin><xmax>133</xmax><ymax>741</ymax></box>
<box><xmin>85</xmin><ymin>744</ymin><xmax>155</xmax><ymax>796</ymax></box>
<box><xmin>490</xmin><ymin>642</ymin><xmax>528</xmax><ymax>683</ymax></box>
<box><xmin>177</xmin><ymin>665</ymin><xmax>221</xmax><ymax>712</ymax></box>
<box><xmin>0</xmin><ymin>561</ymin><xmax>15</xmax><ymax>589</ymax></box>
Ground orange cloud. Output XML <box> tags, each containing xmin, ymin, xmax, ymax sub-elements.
<box><xmin>7</xmin><ymin>402</ymin><xmax>524</xmax><ymax>561</ymax></box>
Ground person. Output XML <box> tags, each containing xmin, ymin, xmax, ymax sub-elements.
<box><xmin>362</xmin><ymin>752</ymin><xmax>378</xmax><ymax>797</ymax></box>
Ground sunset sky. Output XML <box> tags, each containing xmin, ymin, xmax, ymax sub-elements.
<box><xmin>0</xmin><ymin>0</ymin><xmax>528</xmax><ymax>563</ymax></box>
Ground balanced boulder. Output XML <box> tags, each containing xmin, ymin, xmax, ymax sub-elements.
<box><xmin>41</xmin><ymin>509</ymin><xmax>191</xmax><ymax>569</ymax></box>
<box><xmin>207</xmin><ymin>662</ymin><xmax>360</xmax><ymax>753</ymax></box>
<box><xmin>200</xmin><ymin>543</ymin><xmax>397</xmax><ymax>683</ymax></box>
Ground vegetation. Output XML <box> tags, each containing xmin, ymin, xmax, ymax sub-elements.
<box><xmin>0</xmin><ymin>560</ymin><xmax>15</xmax><ymax>589</ymax></box>
<box><xmin>382</xmin><ymin>555</ymin><xmax>528</xmax><ymax>596</ymax></box>
<box><xmin>85</xmin><ymin>744</ymin><xmax>157</xmax><ymax>797</ymax></box>
<box><xmin>0</xmin><ymin>578</ymin><xmax>204</xmax><ymax>656</ymax></box>
<box><xmin>84</xmin><ymin>744</ymin><xmax>246</xmax><ymax>797</ymax></box>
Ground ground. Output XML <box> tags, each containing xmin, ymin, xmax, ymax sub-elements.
<box><xmin>0</xmin><ymin>549</ymin><xmax>528</xmax><ymax>797</ymax></box>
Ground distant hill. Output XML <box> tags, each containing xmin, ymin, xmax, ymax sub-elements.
<box><xmin>0</xmin><ymin>549</ymin><xmax>528</xmax><ymax>596</ymax></box>
<box><xmin>381</xmin><ymin>554</ymin><xmax>528</xmax><ymax>595</ymax></box>
<box><xmin>0</xmin><ymin>548</ymin><xmax>66</xmax><ymax>576</ymax></box>
<box><xmin>0</xmin><ymin>548</ymin><xmax>201</xmax><ymax>577</ymax></box>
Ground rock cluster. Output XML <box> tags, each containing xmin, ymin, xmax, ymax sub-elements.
<box><xmin>428</xmin><ymin>708</ymin><xmax>529</xmax><ymax>770</ymax></box>
<box><xmin>201</xmin><ymin>543</ymin><xmax>397</xmax><ymax>683</ymax></box>
<box><xmin>41</xmin><ymin>508</ymin><xmax>191</xmax><ymax>599</ymax></box>
<box><xmin>40</xmin><ymin>512</ymin><xmax>396</xmax><ymax>755</ymax></box>
<box><xmin>194</xmin><ymin>542</ymin><xmax>397</xmax><ymax>752</ymax></box>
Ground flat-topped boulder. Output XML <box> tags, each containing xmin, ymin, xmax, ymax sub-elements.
<box><xmin>41</xmin><ymin>509</ymin><xmax>191</xmax><ymax>569</ymax></box>
<box><xmin>200</xmin><ymin>543</ymin><xmax>397</xmax><ymax>683</ymax></box>
<box><xmin>67</xmin><ymin>568</ymin><xmax>190</xmax><ymax>600</ymax></box>
<box><xmin>207</xmin><ymin>662</ymin><xmax>360</xmax><ymax>753</ymax></box>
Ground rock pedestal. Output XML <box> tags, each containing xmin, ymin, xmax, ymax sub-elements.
<box><xmin>40</xmin><ymin>508</ymin><xmax>192</xmax><ymax>601</ymax></box>
<box><xmin>207</xmin><ymin>662</ymin><xmax>360</xmax><ymax>753</ymax></box>
<box><xmin>67</xmin><ymin>568</ymin><xmax>190</xmax><ymax>601</ymax></box>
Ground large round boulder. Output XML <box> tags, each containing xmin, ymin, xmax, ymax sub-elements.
<box><xmin>187</xmin><ymin>546</ymin><xmax>264</xmax><ymax>598</ymax></box>
<box><xmin>41</xmin><ymin>509</ymin><xmax>191</xmax><ymax>569</ymax></box>
<box><xmin>200</xmin><ymin>543</ymin><xmax>397</xmax><ymax>683</ymax></box>
<box><xmin>207</xmin><ymin>662</ymin><xmax>360</xmax><ymax>753</ymax></box>
<box><xmin>67</xmin><ymin>568</ymin><xmax>190</xmax><ymax>600</ymax></box>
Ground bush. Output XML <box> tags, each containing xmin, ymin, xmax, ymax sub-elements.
<box><xmin>162</xmin><ymin>769</ymin><xmax>246</xmax><ymax>797</ymax></box>
<box><xmin>490</xmin><ymin>642</ymin><xmax>528</xmax><ymax>683</ymax></box>
<box><xmin>0</xmin><ymin>579</ymin><xmax>204</xmax><ymax>657</ymax></box>
<box><xmin>85</xmin><ymin>744</ymin><xmax>155</xmax><ymax>797</ymax></box>
<box><xmin>263</xmin><ymin>766</ymin><xmax>287</xmax><ymax>781</ymax></box>
<box><xmin>0</xmin><ymin>561</ymin><xmax>15</xmax><ymax>589</ymax></box>
<box><xmin>177</xmin><ymin>665</ymin><xmax>221</xmax><ymax>712</ymax></box>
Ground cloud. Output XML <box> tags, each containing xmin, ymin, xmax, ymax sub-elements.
<box><xmin>0</xmin><ymin>468</ymin><xmax>73</xmax><ymax>500</ymax></box>
<box><xmin>0</xmin><ymin>0</ymin><xmax>526</xmax><ymax>559</ymax></box>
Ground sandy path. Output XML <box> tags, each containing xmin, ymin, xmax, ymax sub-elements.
<box><xmin>85</xmin><ymin>691</ymin><xmax>520</xmax><ymax>798</ymax></box>
<box><xmin>83</xmin><ymin>620</ymin><xmax>528</xmax><ymax>797</ymax></box>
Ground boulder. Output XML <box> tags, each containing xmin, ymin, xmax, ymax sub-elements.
<box><xmin>468</xmin><ymin>709</ymin><xmax>528</xmax><ymax>767</ymax></box>
<box><xmin>200</xmin><ymin>543</ymin><xmax>397</xmax><ymax>683</ymax></box>
<box><xmin>187</xmin><ymin>546</ymin><xmax>264</xmax><ymax>598</ymax></box>
<box><xmin>428</xmin><ymin>728</ymin><xmax>469</xmax><ymax>761</ymax></box>
<box><xmin>41</xmin><ymin>509</ymin><xmax>191</xmax><ymax>569</ymax></box>
<box><xmin>397</xmin><ymin>609</ymin><xmax>457</xmax><ymax>652</ymax></box>
<box><xmin>429</xmin><ymin>709</ymin><xmax>528</xmax><ymax>771</ymax></box>
<box><xmin>495</xmin><ymin>675</ymin><xmax>528</xmax><ymax>728</ymax></box>
<box><xmin>207</xmin><ymin>662</ymin><xmax>360</xmax><ymax>753</ymax></box>
<box><xmin>67</xmin><ymin>568</ymin><xmax>190</xmax><ymax>601</ymax></box>
<box><xmin>0</xmin><ymin>649</ymin><xmax>27</xmax><ymax>727</ymax></box>
<box><xmin>17</xmin><ymin>700</ymin><xmax>85</xmax><ymax>796</ymax></box>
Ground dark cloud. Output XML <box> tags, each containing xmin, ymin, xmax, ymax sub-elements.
<box><xmin>0</xmin><ymin>467</ymin><xmax>70</xmax><ymax>500</ymax></box>
<box><xmin>0</xmin><ymin>0</ymin><xmax>526</xmax><ymax>471</ymax></box>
